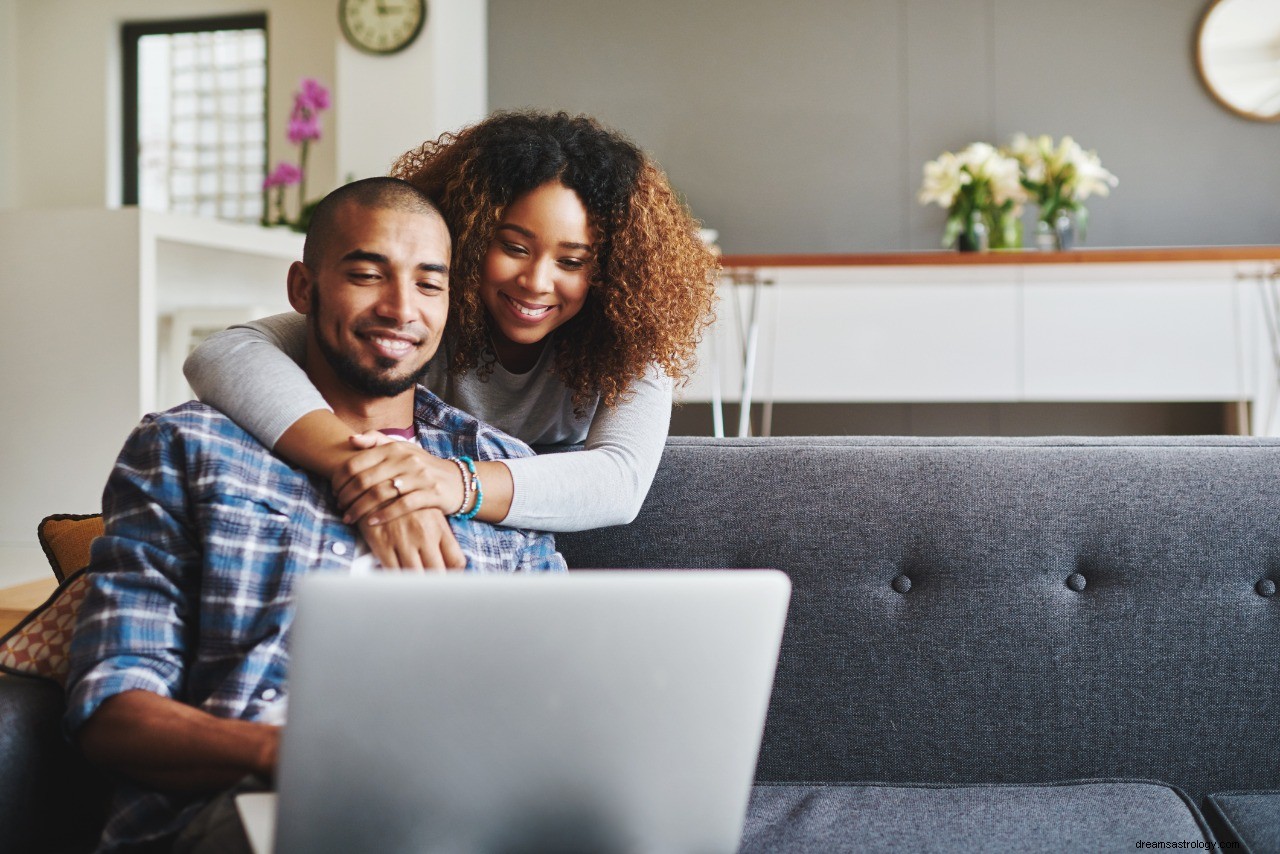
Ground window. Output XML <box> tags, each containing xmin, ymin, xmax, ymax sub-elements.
<box><xmin>122</xmin><ymin>15</ymin><xmax>268</xmax><ymax>223</ymax></box>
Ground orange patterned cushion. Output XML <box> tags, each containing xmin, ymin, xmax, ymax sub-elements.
<box><xmin>38</xmin><ymin>514</ymin><xmax>103</xmax><ymax>582</ymax></box>
<box><xmin>0</xmin><ymin>568</ymin><xmax>91</xmax><ymax>685</ymax></box>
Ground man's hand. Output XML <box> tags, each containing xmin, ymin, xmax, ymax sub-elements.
<box><xmin>334</xmin><ymin>433</ymin><xmax>464</xmax><ymax>525</ymax></box>
<box><xmin>357</xmin><ymin>507</ymin><xmax>466</xmax><ymax>570</ymax></box>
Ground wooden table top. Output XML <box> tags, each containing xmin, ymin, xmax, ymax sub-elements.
<box><xmin>720</xmin><ymin>246</ymin><xmax>1280</xmax><ymax>269</ymax></box>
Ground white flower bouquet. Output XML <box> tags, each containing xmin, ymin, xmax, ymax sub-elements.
<box><xmin>919</xmin><ymin>143</ymin><xmax>1027</xmax><ymax>250</ymax></box>
<box><xmin>1006</xmin><ymin>133</ymin><xmax>1118</xmax><ymax>241</ymax></box>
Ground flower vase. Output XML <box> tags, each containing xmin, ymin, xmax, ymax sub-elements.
<box><xmin>1052</xmin><ymin>209</ymin><xmax>1077</xmax><ymax>251</ymax></box>
<box><xmin>1035</xmin><ymin>220</ymin><xmax>1056</xmax><ymax>251</ymax></box>
<box><xmin>956</xmin><ymin>211</ymin><xmax>989</xmax><ymax>253</ymax></box>
<box><xmin>991</xmin><ymin>213</ymin><xmax>1022</xmax><ymax>250</ymax></box>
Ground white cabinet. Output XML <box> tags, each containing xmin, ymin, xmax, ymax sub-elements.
<box><xmin>1021</xmin><ymin>264</ymin><xmax>1246</xmax><ymax>401</ymax></box>
<box><xmin>768</xmin><ymin>268</ymin><xmax>1020</xmax><ymax>402</ymax></box>
<box><xmin>685</xmin><ymin>251</ymin><xmax>1280</xmax><ymax>436</ymax></box>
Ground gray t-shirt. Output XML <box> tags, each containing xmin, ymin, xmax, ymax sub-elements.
<box><xmin>183</xmin><ymin>312</ymin><xmax>672</xmax><ymax>531</ymax></box>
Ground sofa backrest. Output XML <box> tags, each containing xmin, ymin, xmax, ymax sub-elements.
<box><xmin>556</xmin><ymin>436</ymin><xmax>1280</xmax><ymax>802</ymax></box>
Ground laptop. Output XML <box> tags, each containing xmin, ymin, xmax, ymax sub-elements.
<box><xmin>242</xmin><ymin>569</ymin><xmax>791</xmax><ymax>854</ymax></box>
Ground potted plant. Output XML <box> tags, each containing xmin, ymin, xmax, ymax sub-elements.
<box><xmin>262</xmin><ymin>77</ymin><xmax>331</xmax><ymax>231</ymax></box>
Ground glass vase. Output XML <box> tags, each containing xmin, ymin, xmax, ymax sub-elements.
<box><xmin>956</xmin><ymin>210</ymin><xmax>989</xmax><ymax>252</ymax></box>
<box><xmin>1035</xmin><ymin>209</ymin><xmax>1079</xmax><ymax>251</ymax></box>
<box><xmin>1052</xmin><ymin>208</ymin><xmax>1077</xmax><ymax>251</ymax></box>
<box><xmin>991</xmin><ymin>212</ymin><xmax>1022</xmax><ymax>250</ymax></box>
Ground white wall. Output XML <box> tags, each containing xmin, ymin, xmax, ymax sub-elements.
<box><xmin>0</xmin><ymin>209</ymin><xmax>145</xmax><ymax>583</ymax></box>
<box><xmin>9</xmin><ymin>0</ymin><xmax>485</xmax><ymax>210</ymax></box>
<box><xmin>337</xmin><ymin>0</ymin><xmax>487</xmax><ymax>182</ymax></box>
<box><xmin>0</xmin><ymin>0</ymin><xmax>16</xmax><ymax>211</ymax></box>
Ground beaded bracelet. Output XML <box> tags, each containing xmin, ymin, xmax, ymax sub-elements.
<box><xmin>450</xmin><ymin>456</ymin><xmax>484</xmax><ymax>521</ymax></box>
<box><xmin>449</xmin><ymin>457</ymin><xmax>472</xmax><ymax>516</ymax></box>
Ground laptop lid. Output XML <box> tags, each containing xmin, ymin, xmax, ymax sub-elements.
<box><xmin>272</xmin><ymin>570</ymin><xmax>790</xmax><ymax>854</ymax></box>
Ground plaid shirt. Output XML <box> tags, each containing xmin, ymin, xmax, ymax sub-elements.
<box><xmin>65</xmin><ymin>386</ymin><xmax>564</xmax><ymax>852</ymax></box>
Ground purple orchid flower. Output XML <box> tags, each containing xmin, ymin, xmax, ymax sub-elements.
<box><xmin>295</xmin><ymin>78</ymin><xmax>331</xmax><ymax>113</ymax></box>
<box><xmin>263</xmin><ymin>161</ymin><xmax>303</xmax><ymax>189</ymax></box>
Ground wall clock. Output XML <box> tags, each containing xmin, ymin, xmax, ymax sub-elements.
<box><xmin>1195</xmin><ymin>0</ymin><xmax>1280</xmax><ymax>122</ymax></box>
<box><xmin>339</xmin><ymin>0</ymin><xmax>427</xmax><ymax>56</ymax></box>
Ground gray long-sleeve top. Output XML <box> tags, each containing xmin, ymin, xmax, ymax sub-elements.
<box><xmin>183</xmin><ymin>313</ymin><xmax>672</xmax><ymax>531</ymax></box>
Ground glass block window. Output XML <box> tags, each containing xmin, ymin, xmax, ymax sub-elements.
<box><xmin>123</xmin><ymin>16</ymin><xmax>267</xmax><ymax>224</ymax></box>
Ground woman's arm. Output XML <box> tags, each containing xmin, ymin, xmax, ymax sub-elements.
<box><xmin>187</xmin><ymin>314</ymin><xmax>465</xmax><ymax>492</ymax></box>
<box><xmin>186</xmin><ymin>313</ymin><xmax>366</xmax><ymax>479</ymax></box>
<box><xmin>339</xmin><ymin>367</ymin><xmax>671</xmax><ymax>532</ymax></box>
<box><xmin>184</xmin><ymin>313</ymin><xmax>465</xmax><ymax>567</ymax></box>
<box><xmin>184</xmin><ymin>313</ymin><xmax>331</xmax><ymax>456</ymax></box>
<box><xmin>501</xmin><ymin>367</ymin><xmax>672</xmax><ymax>532</ymax></box>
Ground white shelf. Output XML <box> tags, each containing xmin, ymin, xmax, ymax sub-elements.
<box><xmin>143</xmin><ymin>209</ymin><xmax>305</xmax><ymax>259</ymax></box>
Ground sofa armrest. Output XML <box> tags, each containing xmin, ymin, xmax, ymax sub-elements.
<box><xmin>0</xmin><ymin>673</ymin><xmax>108</xmax><ymax>853</ymax></box>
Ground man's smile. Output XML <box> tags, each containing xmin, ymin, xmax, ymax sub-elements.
<box><xmin>358</xmin><ymin>330</ymin><xmax>421</xmax><ymax>361</ymax></box>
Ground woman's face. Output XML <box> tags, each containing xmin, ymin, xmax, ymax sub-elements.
<box><xmin>480</xmin><ymin>181</ymin><xmax>596</xmax><ymax>367</ymax></box>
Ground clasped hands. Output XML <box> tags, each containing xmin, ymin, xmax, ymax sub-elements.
<box><xmin>333</xmin><ymin>432</ymin><xmax>468</xmax><ymax>571</ymax></box>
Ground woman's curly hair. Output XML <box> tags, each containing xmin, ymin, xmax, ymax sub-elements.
<box><xmin>389</xmin><ymin>110</ymin><xmax>719</xmax><ymax>410</ymax></box>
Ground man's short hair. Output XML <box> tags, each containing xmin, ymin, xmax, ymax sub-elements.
<box><xmin>302</xmin><ymin>177</ymin><xmax>445</xmax><ymax>270</ymax></box>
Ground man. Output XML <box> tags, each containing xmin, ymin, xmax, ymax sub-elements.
<box><xmin>65</xmin><ymin>177</ymin><xmax>565</xmax><ymax>854</ymax></box>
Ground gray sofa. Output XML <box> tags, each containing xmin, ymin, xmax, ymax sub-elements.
<box><xmin>3</xmin><ymin>435</ymin><xmax>1278</xmax><ymax>852</ymax></box>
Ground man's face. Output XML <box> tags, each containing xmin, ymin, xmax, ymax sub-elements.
<box><xmin>290</xmin><ymin>202</ymin><xmax>451</xmax><ymax>398</ymax></box>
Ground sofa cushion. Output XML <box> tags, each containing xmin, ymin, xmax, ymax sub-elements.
<box><xmin>37</xmin><ymin>513</ymin><xmax>103</xmax><ymax>583</ymax></box>
<box><xmin>742</xmin><ymin>780</ymin><xmax>1213</xmax><ymax>853</ymax></box>
<box><xmin>0</xmin><ymin>568</ymin><xmax>91</xmax><ymax>684</ymax></box>
<box><xmin>1205</xmin><ymin>790</ymin><xmax>1280</xmax><ymax>854</ymax></box>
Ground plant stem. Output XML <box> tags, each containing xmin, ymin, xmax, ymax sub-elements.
<box><xmin>297</xmin><ymin>139</ymin><xmax>309</xmax><ymax>224</ymax></box>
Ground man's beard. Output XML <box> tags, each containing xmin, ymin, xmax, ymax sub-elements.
<box><xmin>310</xmin><ymin>297</ymin><xmax>427</xmax><ymax>398</ymax></box>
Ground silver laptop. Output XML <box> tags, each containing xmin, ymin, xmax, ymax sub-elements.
<box><xmin>251</xmin><ymin>569</ymin><xmax>790</xmax><ymax>854</ymax></box>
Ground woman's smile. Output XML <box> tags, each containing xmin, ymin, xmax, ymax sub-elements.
<box><xmin>500</xmin><ymin>291</ymin><xmax>558</xmax><ymax>322</ymax></box>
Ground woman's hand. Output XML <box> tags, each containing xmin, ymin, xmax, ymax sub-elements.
<box><xmin>339</xmin><ymin>435</ymin><xmax>466</xmax><ymax>569</ymax></box>
<box><xmin>334</xmin><ymin>433</ymin><xmax>465</xmax><ymax>525</ymax></box>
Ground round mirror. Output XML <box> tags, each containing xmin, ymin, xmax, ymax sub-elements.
<box><xmin>1195</xmin><ymin>0</ymin><xmax>1280</xmax><ymax>121</ymax></box>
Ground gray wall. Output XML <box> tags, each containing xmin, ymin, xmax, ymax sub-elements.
<box><xmin>488</xmin><ymin>0</ymin><xmax>1280</xmax><ymax>254</ymax></box>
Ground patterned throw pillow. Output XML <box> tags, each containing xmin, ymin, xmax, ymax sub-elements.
<box><xmin>38</xmin><ymin>513</ymin><xmax>104</xmax><ymax>582</ymax></box>
<box><xmin>0</xmin><ymin>568</ymin><xmax>91</xmax><ymax>685</ymax></box>
<box><xmin>0</xmin><ymin>514</ymin><xmax>103</xmax><ymax>684</ymax></box>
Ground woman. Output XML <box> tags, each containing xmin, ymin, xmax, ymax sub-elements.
<box><xmin>186</xmin><ymin>111</ymin><xmax>718</xmax><ymax>565</ymax></box>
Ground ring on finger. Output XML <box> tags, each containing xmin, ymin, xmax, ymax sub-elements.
<box><xmin>392</xmin><ymin>477</ymin><xmax>405</xmax><ymax>497</ymax></box>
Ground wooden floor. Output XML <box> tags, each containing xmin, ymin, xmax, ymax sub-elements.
<box><xmin>0</xmin><ymin>577</ymin><xmax>57</xmax><ymax>635</ymax></box>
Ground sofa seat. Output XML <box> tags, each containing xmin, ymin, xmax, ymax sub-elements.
<box><xmin>742</xmin><ymin>780</ymin><xmax>1213</xmax><ymax>853</ymax></box>
<box><xmin>1206</xmin><ymin>790</ymin><xmax>1280</xmax><ymax>854</ymax></box>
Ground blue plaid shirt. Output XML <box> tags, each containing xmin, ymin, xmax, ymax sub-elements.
<box><xmin>65</xmin><ymin>386</ymin><xmax>564</xmax><ymax>852</ymax></box>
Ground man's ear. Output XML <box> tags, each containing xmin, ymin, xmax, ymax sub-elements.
<box><xmin>287</xmin><ymin>261</ymin><xmax>314</xmax><ymax>314</ymax></box>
